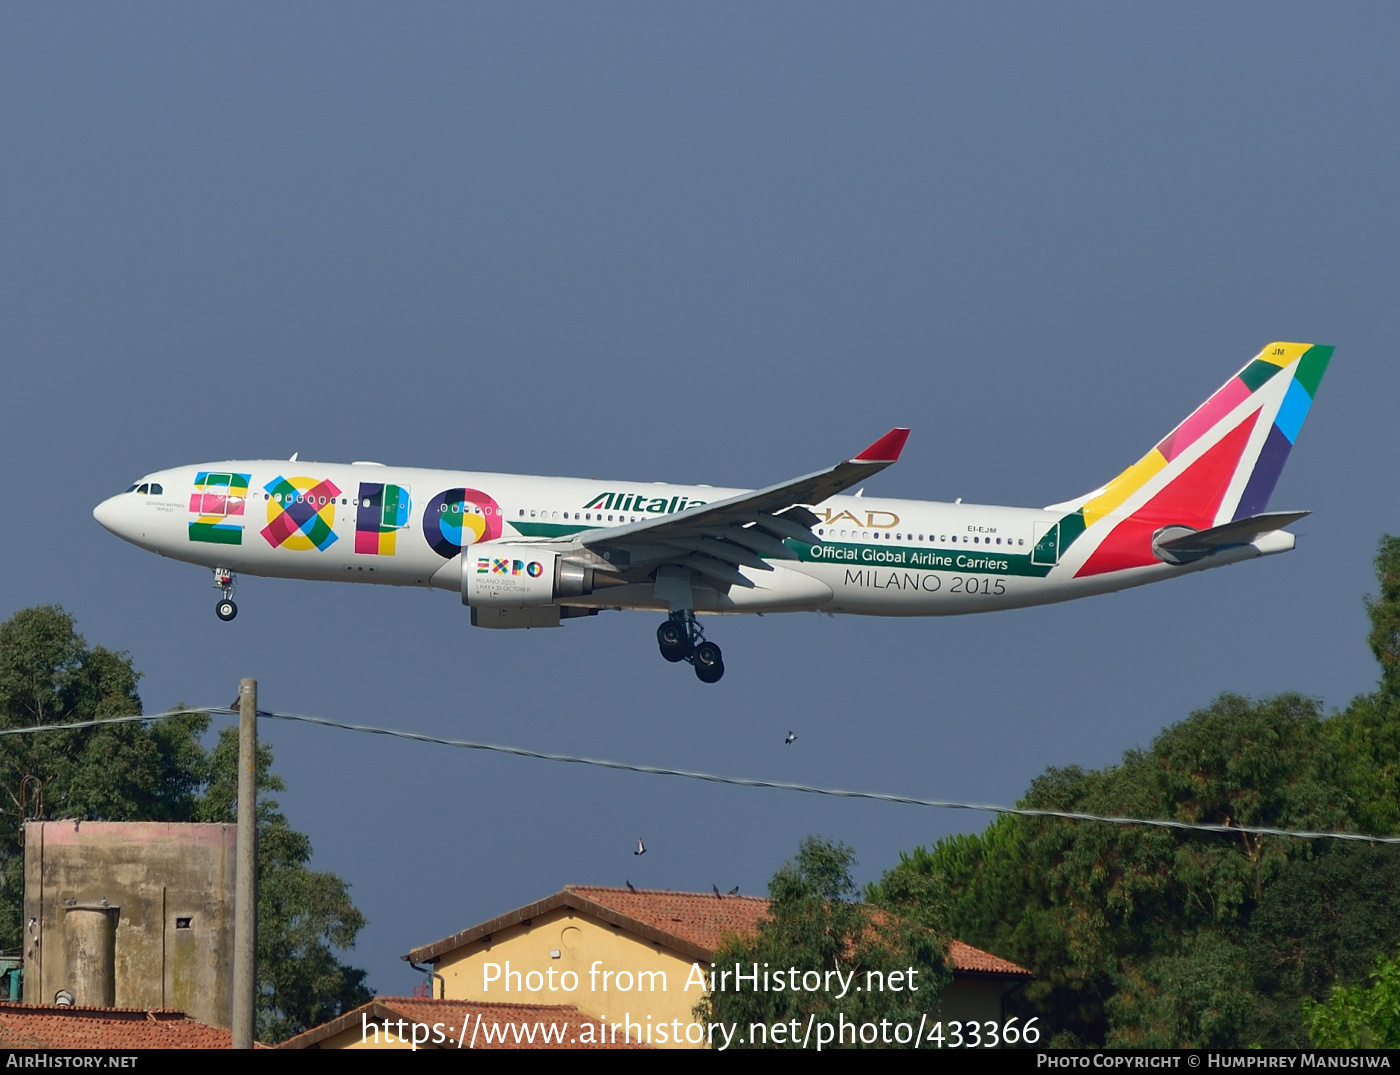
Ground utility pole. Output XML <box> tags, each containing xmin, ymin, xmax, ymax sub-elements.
<box><xmin>232</xmin><ymin>678</ymin><xmax>258</xmax><ymax>1049</ymax></box>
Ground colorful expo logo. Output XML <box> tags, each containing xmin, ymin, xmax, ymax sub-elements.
<box><xmin>477</xmin><ymin>557</ymin><xmax>544</xmax><ymax>578</ymax></box>
<box><xmin>262</xmin><ymin>476</ymin><xmax>342</xmax><ymax>551</ymax></box>
<box><xmin>188</xmin><ymin>471</ymin><xmax>250</xmax><ymax>546</ymax></box>
<box><xmin>424</xmin><ymin>488</ymin><xmax>502</xmax><ymax>558</ymax></box>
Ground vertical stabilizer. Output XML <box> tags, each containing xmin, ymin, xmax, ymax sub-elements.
<box><xmin>1047</xmin><ymin>343</ymin><xmax>1332</xmax><ymax>577</ymax></box>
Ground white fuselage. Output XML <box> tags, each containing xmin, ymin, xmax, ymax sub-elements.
<box><xmin>93</xmin><ymin>460</ymin><xmax>1292</xmax><ymax>619</ymax></box>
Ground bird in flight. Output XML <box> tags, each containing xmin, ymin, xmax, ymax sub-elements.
<box><xmin>634</xmin><ymin>838</ymin><xmax>646</xmax><ymax>856</ymax></box>
<box><xmin>785</xmin><ymin>731</ymin><xmax>797</xmax><ymax>745</ymax></box>
<box><xmin>626</xmin><ymin>880</ymin><xmax>636</xmax><ymax>893</ymax></box>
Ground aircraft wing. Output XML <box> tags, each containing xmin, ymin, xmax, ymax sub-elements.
<box><xmin>571</xmin><ymin>429</ymin><xmax>910</xmax><ymax>590</ymax></box>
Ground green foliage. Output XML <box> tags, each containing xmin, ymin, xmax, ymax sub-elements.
<box><xmin>1105</xmin><ymin>934</ymin><xmax>1252</xmax><ymax>1049</ymax></box>
<box><xmin>1366</xmin><ymin>536</ymin><xmax>1400</xmax><ymax>702</ymax></box>
<box><xmin>872</xmin><ymin>534</ymin><xmax>1400</xmax><ymax>1048</ymax></box>
<box><xmin>1305</xmin><ymin>948</ymin><xmax>1400</xmax><ymax>1048</ymax></box>
<box><xmin>0</xmin><ymin>605</ymin><xmax>370</xmax><ymax>1042</ymax></box>
<box><xmin>694</xmin><ymin>836</ymin><xmax>951</xmax><ymax>1047</ymax></box>
<box><xmin>1246</xmin><ymin>845</ymin><xmax>1400</xmax><ymax>1045</ymax></box>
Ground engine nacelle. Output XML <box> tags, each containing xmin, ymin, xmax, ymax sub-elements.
<box><xmin>461</xmin><ymin>548</ymin><xmax>594</xmax><ymax>609</ymax></box>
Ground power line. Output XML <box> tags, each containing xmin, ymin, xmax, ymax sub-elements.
<box><xmin>4</xmin><ymin>704</ymin><xmax>1394</xmax><ymax>846</ymax></box>
<box><xmin>0</xmin><ymin>707</ymin><xmax>226</xmax><ymax>736</ymax></box>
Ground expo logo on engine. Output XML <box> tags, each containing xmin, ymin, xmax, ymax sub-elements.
<box><xmin>477</xmin><ymin>557</ymin><xmax>545</xmax><ymax>579</ymax></box>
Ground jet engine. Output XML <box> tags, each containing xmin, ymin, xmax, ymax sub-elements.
<box><xmin>460</xmin><ymin>548</ymin><xmax>595</xmax><ymax>609</ymax></box>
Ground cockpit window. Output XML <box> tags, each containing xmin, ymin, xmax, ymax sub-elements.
<box><xmin>136</xmin><ymin>484</ymin><xmax>150</xmax><ymax>494</ymax></box>
<box><xmin>125</xmin><ymin>484</ymin><xmax>139</xmax><ymax>493</ymax></box>
<box><xmin>149</xmin><ymin>483</ymin><xmax>163</xmax><ymax>495</ymax></box>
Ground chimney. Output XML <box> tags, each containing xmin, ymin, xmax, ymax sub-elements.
<box><xmin>63</xmin><ymin>904</ymin><xmax>119</xmax><ymax>1007</ymax></box>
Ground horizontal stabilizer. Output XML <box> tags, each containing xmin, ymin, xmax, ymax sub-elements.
<box><xmin>1153</xmin><ymin>510</ymin><xmax>1310</xmax><ymax>564</ymax></box>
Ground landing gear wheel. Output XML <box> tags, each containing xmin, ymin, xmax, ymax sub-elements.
<box><xmin>657</xmin><ymin>621</ymin><xmax>691</xmax><ymax>663</ymax></box>
<box><xmin>216</xmin><ymin>600</ymin><xmax>238</xmax><ymax>622</ymax></box>
<box><xmin>657</xmin><ymin>610</ymin><xmax>726</xmax><ymax>682</ymax></box>
<box><xmin>693</xmin><ymin>641</ymin><xmax>723</xmax><ymax>683</ymax></box>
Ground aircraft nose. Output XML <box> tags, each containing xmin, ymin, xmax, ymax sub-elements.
<box><xmin>93</xmin><ymin>495</ymin><xmax>126</xmax><ymax>535</ymax></box>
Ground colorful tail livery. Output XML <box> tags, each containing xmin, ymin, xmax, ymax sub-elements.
<box><xmin>1046</xmin><ymin>343</ymin><xmax>1332</xmax><ymax>577</ymax></box>
<box><xmin>95</xmin><ymin>342</ymin><xmax>1331</xmax><ymax>683</ymax></box>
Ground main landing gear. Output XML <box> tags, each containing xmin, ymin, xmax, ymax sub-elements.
<box><xmin>657</xmin><ymin>611</ymin><xmax>724</xmax><ymax>683</ymax></box>
<box><xmin>214</xmin><ymin>568</ymin><xmax>237</xmax><ymax>622</ymax></box>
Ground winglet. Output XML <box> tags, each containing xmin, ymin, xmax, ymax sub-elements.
<box><xmin>853</xmin><ymin>428</ymin><xmax>910</xmax><ymax>463</ymax></box>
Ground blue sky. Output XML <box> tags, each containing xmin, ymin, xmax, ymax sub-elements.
<box><xmin>2</xmin><ymin>4</ymin><xmax>1397</xmax><ymax>993</ymax></box>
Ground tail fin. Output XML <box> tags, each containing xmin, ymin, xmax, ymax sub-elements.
<box><xmin>1049</xmin><ymin>342</ymin><xmax>1332</xmax><ymax>576</ymax></box>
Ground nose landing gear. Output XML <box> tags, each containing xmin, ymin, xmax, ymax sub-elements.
<box><xmin>657</xmin><ymin>611</ymin><xmax>724</xmax><ymax>683</ymax></box>
<box><xmin>214</xmin><ymin>568</ymin><xmax>237</xmax><ymax>622</ymax></box>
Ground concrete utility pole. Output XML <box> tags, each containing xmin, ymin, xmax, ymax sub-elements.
<box><xmin>232</xmin><ymin>678</ymin><xmax>258</xmax><ymax>1049</ymax></box>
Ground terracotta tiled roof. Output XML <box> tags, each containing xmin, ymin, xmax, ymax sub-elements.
<box><xmin>278</xmin><ymin>997</ymin><xmax>645</xmax><ymax>1049</ymax></box>
<box><xmin>566</xmin><ymin>885</ymin><xmax>770</xmax><ymax>954</ymax></box>
<box><xmin>0</xmin><ymin>1002</ymin><xmax>236</xmax><ymax>1049</ymax></box>
<box><xmin>946</xmin><ymin>940</ymin><xmax>1031</xmax><ymax>976</ymax></box>
<box><xmin>405</xmin><ymin>885</ymin><xmax>1030</xmax><ymax>978</ymax></box>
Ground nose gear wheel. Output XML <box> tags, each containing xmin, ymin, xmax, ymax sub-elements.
<box><xmin>213</xmin><ymin>568</ymin><xmax>237</xmax><ymax>622</ymax></box>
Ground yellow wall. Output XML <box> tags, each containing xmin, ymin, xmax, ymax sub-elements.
<box><xmin>436</xmin><ymin>907</ymin><xmax>708</xmax><ymax>1048</ymax></box>
<box><xmin>429</xmin><ymin>908</ymin><xmax>1020</xmax><ymax>1049</ymax></box>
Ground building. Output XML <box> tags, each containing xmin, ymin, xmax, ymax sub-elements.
<box><xmin>401</xmin><ymin>885</ymin><xmax>1030</xmax><ymax>1048</ymax></box>
<box><xmin>0</xmin><ymin>1001</ymin><xmax>238</xmax><ymax>1049</ymax></box>
<box><xmin>22</xmin><ymin>820</ymin><xmax>237</xmax><ymax>1028</ymax></box>
<box><xmin>278</xmin><ymin>997</ymin><xmax>646</xmax><ymax>1050</ymax></box>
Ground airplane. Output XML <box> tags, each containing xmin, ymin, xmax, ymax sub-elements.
<box><xmin>93</xmin><ymin>342</ymin><xmax>1331</xmax><ymax>683</ymax></box>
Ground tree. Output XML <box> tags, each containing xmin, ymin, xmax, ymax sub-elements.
<box><xmin>0</xmin><ymin>606</ymin><xmax>210</xmax><ymax>947</ymax></box>
<box><xmin>873</xmin><ymin>693</ymin><xmax>1363</xmax><ymax>1047</ymax></box>
<box><xmin>695</xmin><ymin>836</ymin><xmax>951</xmax><ymax>1048</ymax></box>
<box><xmin>1305</xmin><ymin>948</ymin><xmax>1400</xmax><ymax>1048</ymax></box>
<box><xmin>0</xmin><ymin>605</ymin><xmax>371</xmax><ymax>1042</ymax></box>
<box><xmin>1365</xmin><ymin>536</ymin><xmax>1400</xmax><ymax>703</ymax></box>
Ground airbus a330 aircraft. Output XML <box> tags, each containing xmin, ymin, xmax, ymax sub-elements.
<box><xmin>94</xmin><ymin>342</ymin><xmax>1330</xmax><ymax>683</ymax></box>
